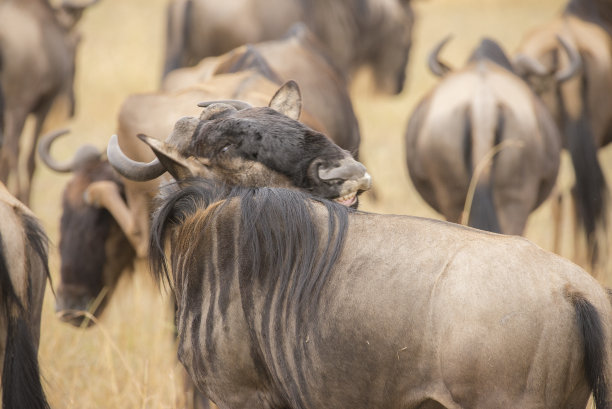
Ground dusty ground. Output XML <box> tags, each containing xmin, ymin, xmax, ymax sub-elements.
<box><xmin>25</xmin><ymin>0</ymin><xmax>611</xmax><ymax>407</ymax></box>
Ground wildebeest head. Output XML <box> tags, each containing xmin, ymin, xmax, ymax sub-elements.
<box><xmin>39</xmin><ymin>129</ymin><xmax>135</xmax><ymax>327</ymax></box>
<box><xmin>109</xmin><ymin>81</ymin><xmax>371</xmax><ymax>206</ymax></box>
<box><xmin>513</xmin><ymin>32</ymin><xmax>583</xmax><ymax>124</ymax></box>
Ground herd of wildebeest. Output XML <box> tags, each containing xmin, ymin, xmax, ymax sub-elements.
<box><xmin>1</xmin><ymin>0</ymin><xmax>612</xmax><ymax>408</ymax></box>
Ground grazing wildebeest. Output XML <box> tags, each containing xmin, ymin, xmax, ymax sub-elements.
<box><xmin>163</xmin><ymin>24</ymin><xmax>361</xmax><ymax>156</ymax></box>
<box><xmin>37</xmin><ymin>129</ymin><xmax>135</xmax><ymax>325</ymax></box>
<box><xmin>148</xmin><ymin>176</ymin><xmax>612</xmax><ymax>409</ymax></box>
<box><xmin>40</xmin><ymin>81</ymin><xmax>370</xmax><ymax>326</ymax></box>
<box><xmin>405</xmin><ymin>37</ymin><xmax>568</xmax><ymax>235</ymax></box>
<box><xmin>0</xmin><ymin>182</ymin><xmax>50</xmax><ymax>409</ymax></box>
<box><xmin>163</xmin><ymin>0</ymin><xmax>414</xmax><ymax>94</ymax></box>
<box><xmin>0</xmin><ymin>0</ymin><xmax>98</xmax><ymax>205</ymax></box>
<box><xmin>514</xmin><ymin>2</ymin><xmax>611</xmax><ymax>263</ymax></box>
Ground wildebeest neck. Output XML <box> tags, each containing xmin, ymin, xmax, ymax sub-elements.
<box><xmin>467</xmin><ymin>38</ymin><xmax>515</xmax><ymax>73</ymax></box>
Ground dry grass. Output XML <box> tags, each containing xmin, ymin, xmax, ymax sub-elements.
<box><xmin>27</xmin><ymin>0</ymin><xmax>612</xmax><ymax>407</ymax></box>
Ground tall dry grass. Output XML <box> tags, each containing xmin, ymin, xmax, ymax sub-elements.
<box><xmin>27</xmin><ymin>0</ymin><xmax>612</xmax><ymax>407</ymax></box>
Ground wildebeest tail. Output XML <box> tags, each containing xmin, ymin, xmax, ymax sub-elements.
<box><xmin>568</xmin><ymin>290</ymin><xmax>609</xmax><ymax>408</ymax></box>
<box><xmin>0</xmin><ymin>216</ymin><xmax>50</xmax><ymax>409</ymax></box>
<box><xmin>162</xmin><ymin>0</ymin><xmax>193</xmax><ymax>78</ymax></box>
<box><xmin>465</xmin><ymin>103</ymin><xmax>503</xmax><ymax>233</ymax></box>
<box><xmin>565</xmin><ymin>112</ymin><xmax>608</xmax><ymax>265</ymax></box>
<box><xmin>0</xmin><ymin>51</ymin><xmax>4</xmax><ymax>146</ymax></box>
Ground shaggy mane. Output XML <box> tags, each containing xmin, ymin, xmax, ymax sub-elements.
<box><xmin>149</xmin><ymin>178</ymin><xmax>351</xmax><ymax>312</ymax></box>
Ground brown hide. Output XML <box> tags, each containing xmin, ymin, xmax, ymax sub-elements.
<box><xmin>515</xmin><ymin>14</ymin><xmax>610</xmax><ymax>264</ymax></box>
<box><xmin>162</xmin><ymin>0</ymin><xmax>413</xmax><ymax>94</ymax></box>
<box><xmin>405</xmin><ymin>40</ymin><xmax>561</xmax><ymax>235</ymax></box>
<box><xmin>0</xmin><ymin>181</ymin><xmax>49</xmax><ymax>409</ymax></box>
<box><xmin>163</xmin><ymin>28</ymin><xmax>361</xmax><ymax>156</ymax></box>
<box><xmin>152</xmin><ymin>183</ymin><xmax>612</xmax><ymax>409</ymax></box>
<box><xmin>0</xmin><ymin>0</ymin><xmax>96</xmax><ymax>205</ymax></box>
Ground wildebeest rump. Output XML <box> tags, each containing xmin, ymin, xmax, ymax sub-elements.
<box><xmin>405</xmin><ymin>38</ymin><xmax>563</xmax><ymax>235</ymax></box>
<box><xmin>163</xmin><ymin>0</ymin><xmax>414</xmax><ymax>94</ymax></box>
<box><xmin>0</xmin><ymin>182</ymin><xmax>51</xmax><ymax>409</ymax></box>
<box><xmin>149</xmin><ymin>178</ymin><xmax>612</xmax><ymax>409</ymax></box>
<box><xmin>514</xmin><ymin>5</ymin><xmax>611</xmax><ymax>264</ymax></box>
<box><xmin>0</xmin><ymin>0</ymin><xmax>97</xmax><ymax>205</ymax></box>
<box><xmin>40</xmin><ymin>81</ymin><xmax>370</xmax><ymax>326</ymax></box>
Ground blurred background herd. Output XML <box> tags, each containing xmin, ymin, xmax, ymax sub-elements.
<box><xmin>2</xmin><ymin>0</ymin><xmax>612</xmax><ymax>407</ymax></box>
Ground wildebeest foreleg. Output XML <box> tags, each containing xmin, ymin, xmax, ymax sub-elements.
<box><xmin>0</xmin><ymin>108</ymin><xmax>27</xmax><ymax>192</ymax></box>
<box><xmin>84</xmin><ymin>180</ymin><xmax>148</xmax><ymax>258</ymax></box>
<box><xmin>21</xmin><ymin>97</ymin><xmax>55</xmax><ymax>205</ymax></box>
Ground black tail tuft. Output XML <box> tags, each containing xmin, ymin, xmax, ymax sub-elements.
<box><xmin>2</xmin><ymin>317</ymin><xmax>50</xmax><ymax>409</ymax></box>
<box><xmin>571</xmin><ymin>292</ymin><xmax>609</xmax><ymax>409</ymax></box>
<box><xmin>468</xmin><ymin>182</ymin><xmax>501</xmax><ymax>233</ymax></box>
<box><xmin>566</xmin><ymin>115</ymin><xmax>608</xmax><ymax>266</ymax></box>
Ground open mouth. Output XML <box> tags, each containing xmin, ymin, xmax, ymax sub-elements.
<box><xmin>334</xmin><ymin>192</ymin><xmax>357</xmax><ymax>207</ymax></box>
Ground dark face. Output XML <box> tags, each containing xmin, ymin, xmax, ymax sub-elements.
<box><xmin>55</xmin><ymin>160</ymin><xmax>135</xmax><ymax>327</ymax></box>
<box><xmin>189</xmin><ymin>107</ymin><xmax>370</xmax><ymax>205</ymax></box>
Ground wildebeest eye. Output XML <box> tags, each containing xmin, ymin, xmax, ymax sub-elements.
<box><xmin>220</xmin><ymin>144</ymin><xmax>232</xmax><ymax>154</ymax></box>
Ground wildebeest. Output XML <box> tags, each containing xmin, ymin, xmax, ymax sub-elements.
<box><xmin>148</xmin><ymin>176</ymin><xmax>612</xmax><ymax>409</ymax></box>
<box><xmin>40</xmin><ymin>81</ymin><xmax>370</xmax><ymax>326</ymax></box>
<box><xmin>0</xmin><ymin>0</ymin><xmax>98</xmax><ymax>205</ymax></box>
<box><xmin>514</xmin><ymin>2</ymin><xmax>611</xmax><ymax>263</ymax></box>
<box><xmin>37</xmin><ymin>129</ymin><xmax>135</xmax><ymax>324</ymax></box>
<box><xmin>163</xmin><ymin>24</ymin><xmax>362</xmax><ymax>156</ymax></box>
<box><xmin>405</xmin><ymin>37</ymin><xmax>567</xmax><ymax>235</ymax></box>
<box><xmin>163</xmin><ymin>0</ymin><xmax>414</xmax><ymax>94</ymax></box>
<box><xmin>0</xmin><ymin>181</ymin><xmax>51</xmax><ymax>409</ymax></box>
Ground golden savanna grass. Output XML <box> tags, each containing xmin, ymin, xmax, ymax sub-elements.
<box><xmin>28</xmin><ymin>0</ymin><xmax>612</xmax><ymax>407</ymax></box>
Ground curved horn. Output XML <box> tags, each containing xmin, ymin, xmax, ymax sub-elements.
<box><xmin>428</xmin><ymin>35</ymin><xmax>453</xmax><ymax>77</ymax></box>
<box><xmin>556</xmin><ymin>35</ymin><xmax>582</xmax><ymax>83</ymax></box>
<box><xmin>318</xmin><ymin>158</ymin><xmax>368</xmax><ymax>181</ymax></box>
<box><xmin>61</xmin><ymin>0</ymin><xmax>100</xmax><ymax>9</ymax></box>
<box><xmin>197</xmin><ymin>100</ymin><xmax>253</xmax><ymax>110</ymax></box>
<box><xmin>107</xmin><ymin>134</ymin><xmax>165</xmax><ymax>181</ymax></box>
<box><xmin>512</xmin><ymin>53</ymin><xmax>549</xmax><ymax>77</ymax></box>
<box><xmin>38</xmin><ymin>129</ymin><xmax>102</xmax><ymax>173</ymax></box>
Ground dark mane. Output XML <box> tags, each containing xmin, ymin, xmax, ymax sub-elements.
<box><xmin>149</xmin><ymin>178</ymin><xmax>351</xmax><ymax>312</ymax></box>
<box><xmin>227</xmin><ymin>45</ymin><xmax>282</xmax><ymax>84</ymax></box>
<box><xmin>468</xmin><ymin>38</ymin><xmax>515</xmax><ymax>73</ymax></box>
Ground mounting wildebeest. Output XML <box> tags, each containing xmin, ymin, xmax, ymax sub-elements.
<box><xmin>404</xmin><ymin>37</ymin><xmax>567</xmax><ymax>235</ymax></box>
<box><xmin>40</xmin><ymin>81</ymin><xmax>370</xmax><ymax>326</ymax></box>
<box><xmin>0</xmin><ymin>0</ymin><xmax>98</xmax><ymax>205</ymax></box>
<box><xmin>0</xmin><ymin>181</ymin><xmax>51</xmax><ymax>409</ymax></box>
<box><xmin>163</xmin><ymin>0</ymin><xmax>414</xmax><ymax>94</ymax></box>
<box><xmin>163</xmin><ymin>24</ymin><xmax>361</xmax><ymax>156</ymax></box>
<box><xmin>147</xmin><ymin>175</ymin><xmax>612</xmax><ymax>409</ymax></box>
<box><xmin>514</xmin><ymin>1</ymin><xmax>611</xmax><ymax>263</ymax></box>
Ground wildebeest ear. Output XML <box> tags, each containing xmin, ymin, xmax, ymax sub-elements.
<box><xmin>268</xmin><ymin>80</ymin><xmax>302</xmax><ymax>120</ymax></box>
<box><xmin>137</xmin><ymin>134</ymin><xmax>207</xmax><ymax>181</ymax></box>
